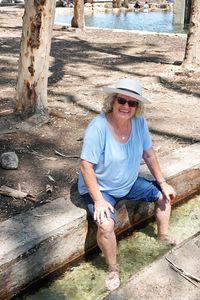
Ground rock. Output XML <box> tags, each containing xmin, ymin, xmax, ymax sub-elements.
<box><xmin>0</xmin><ymin>152</ymin><xmax>19</xmax><ymax>170</ymax></box>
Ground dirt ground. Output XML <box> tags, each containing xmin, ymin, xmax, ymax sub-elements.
<box><xmin>0</xmin><ymin>5</ymin><xmax>200</xmax><ymax>222</ymax></box>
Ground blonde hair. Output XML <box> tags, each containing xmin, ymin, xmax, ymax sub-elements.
<box><xmin>102</xmin><ymin>93</ymin><xmax>144</xmax><ymax>117</ymax></box>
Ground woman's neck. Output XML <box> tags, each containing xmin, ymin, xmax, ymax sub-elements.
<box><xmin>107</xmin><ymin>113</ymin><xmax>130</xmax><ymax>129</ymax></box>
<box><xmin>106</xmin><ymin>113</ymin><xmax>131</xmax><ymax>142</ymax></box>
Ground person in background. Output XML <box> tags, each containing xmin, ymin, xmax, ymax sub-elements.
<box><xmin>143</xmin><ymin>1</ymin><xmax>149</xmax><ymax>12</ymax></box>
<box><xmin>78</xmin><ymin>78</ymin><xmax>177</xmax><ymax>291</ymax></box>
<box><xmin>134</xmin><ymin>1</ymin><xmax>141</xmax><ymax>9</ymax></box>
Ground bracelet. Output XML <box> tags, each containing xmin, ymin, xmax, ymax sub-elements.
<box><xmin>158</xmin><ymin>180</ymin><xmax>167</xmax><ymax>186</ymax></box>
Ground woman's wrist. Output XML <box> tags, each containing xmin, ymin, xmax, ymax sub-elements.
<box><xmin>157</xmin><ymin>179</ymin><xmax>167</xmax><ymax>186</ymax></box>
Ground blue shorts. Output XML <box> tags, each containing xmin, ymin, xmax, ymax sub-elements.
<box><xmin>82</xmin><ymin>176</ymin><xmax>161</xmax><ymax>223</ymax></box>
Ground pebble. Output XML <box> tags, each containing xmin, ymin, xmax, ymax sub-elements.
<box><xmin>0</xmin><ymin>152</ymin><xmax>19</xmax><ymax>170</ymax></box>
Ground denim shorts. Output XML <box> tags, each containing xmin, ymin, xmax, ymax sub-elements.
<box><xmin>82</xmin><ymin>176</ymin><xmax>161</xmax><ymax>223</ymax></box>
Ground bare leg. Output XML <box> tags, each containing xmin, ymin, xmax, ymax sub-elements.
<box><xmin>155</xmin><ymin>194</ymin><xmax>177</xmax><ymax>245</ymax></box>
<box><xmin>97</xmin><ymin>218</ymin><xmax>117</xmax><ymax>268</ymax></box>
<box><xmin>97</xmin><ymin>219</ymin><xmax>120</xmax><ymax>290</ymax></box>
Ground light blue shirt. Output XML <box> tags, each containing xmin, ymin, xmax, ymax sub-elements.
<box><xmin>78</xmin><ymin>113</ymin><xmax>152</xmax><ymax>197</ymax></box>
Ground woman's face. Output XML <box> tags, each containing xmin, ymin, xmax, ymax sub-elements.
<box><xmin>111</xmin><ymin>94</ymin><xmax>139</xmax><ymax>121</ymax></box>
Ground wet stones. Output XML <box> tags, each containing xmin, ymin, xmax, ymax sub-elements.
<box><xmin>0</xmin><ymin>152</ymin><xmax>19</xmax><ymax>170</ymax></box>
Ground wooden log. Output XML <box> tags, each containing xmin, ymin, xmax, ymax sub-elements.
<box><xmin>0</xmin><ymin>185</ymin><xmax>28</xmax><ymax>199</ymax></box>
<box><xmin>0</xmin><ymin>185</ymin><xmax>36</xmax><ymax>202</ymax></box>
<box><xmin>0</xmin><ymin>109</ymin><xmax>15</xmax><ymax>116</ymax></box>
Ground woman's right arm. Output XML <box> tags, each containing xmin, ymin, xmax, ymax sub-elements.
<box><xmin>80</xmin><ymin>159</ymin><xmax>114</xmax><ymax>223</ymax></box>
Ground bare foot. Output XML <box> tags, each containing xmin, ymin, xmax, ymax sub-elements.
<box><xmin>105</xmin><ymin>265</ymin><xmax>120</xmax><ymax>291</ymax></box>
<box><xmin>158</xmin><ymin>234</ymin><xmax>178</xmax><ymax>246</ymax></box>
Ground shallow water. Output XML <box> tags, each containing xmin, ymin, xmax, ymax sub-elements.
<box><xmin>25</xmin><ymin>195</ymin><xmax>200</xmax><ymax>300</ymax></box>
<box><xmin>55</xmin><ymin>10</ymin><xmax>187</xmax><ymax>34</ymax></box>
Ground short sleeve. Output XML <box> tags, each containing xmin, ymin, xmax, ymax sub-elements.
<box><xmin>142</xmin><ymin>118</ymin><xmax>152</xmax><ymax>150</ymax></box>
<box><xmin>80</xmin><ymin>123</ymin><xmax>105</xmax><ymax>164</ymax></box>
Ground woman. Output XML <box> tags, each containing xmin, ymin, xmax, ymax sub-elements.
<box><xmin>78</xmin><ymin>78</ymin><xmax>176</xmax><ymax>291</ymax></box>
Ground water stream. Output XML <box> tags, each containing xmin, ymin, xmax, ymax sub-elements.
<box><xmin>24</xmin><ymin>195</ymin><xmax>200</xmax><ymax>300</ymax></box>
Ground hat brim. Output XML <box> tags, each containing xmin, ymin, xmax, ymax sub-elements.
<box><xmin>103</xmin><ymin>87</ymin><xmax>151</xmax><ymax>104</ymax></box>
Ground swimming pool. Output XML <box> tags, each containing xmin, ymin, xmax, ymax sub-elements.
<box><xmin>55</xmin><ymin>10</ymin><xmax>187</xmax><ymax>34</ymax></box>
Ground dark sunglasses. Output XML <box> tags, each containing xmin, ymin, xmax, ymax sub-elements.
<box><xmin>117</xmin><ymin>97</ymin><xmax>139</xmax><ymax>108</ymax></box>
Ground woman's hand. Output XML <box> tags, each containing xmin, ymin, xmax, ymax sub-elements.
<box><xmin>80</xmin><ymin>160</ymin><xmax>114</xmax><ymax>223</ymax></box>
<box><xmin>94</xmin><ymin>199</ymin><xmax>114</xmax><ymax>224</ymax></box>
<box><xmin>160</xmin><ymin>182</ymin><xmax>176</xmax><ymax>203</ymax></box>
<box><xmin>143</xmin><ymin>148</ymin><xmax>176</xmax><ymax>204</ymax></box>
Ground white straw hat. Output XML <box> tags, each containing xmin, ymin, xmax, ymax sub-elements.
<box><xmin>103</xmin><ymin>78</ymin><xmax>151</xmax><ymax>104</ymax></box>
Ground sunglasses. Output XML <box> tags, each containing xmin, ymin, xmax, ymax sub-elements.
<box><xmin>117</xmin><ymin>97</ymin><xmax>139</xmax><ymax>108</ymax></box>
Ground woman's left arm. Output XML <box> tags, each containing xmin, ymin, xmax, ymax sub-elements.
<box><xmin>142</xmin><ymin>147</ymin><xmax>176</xmax><ymax>202</ymax></box>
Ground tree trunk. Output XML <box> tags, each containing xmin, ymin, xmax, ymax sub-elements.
<box><xmin>182</xmin><ymin>0</ymin><xmax>200</xmax><ymax>70</ymax></box>
<box><xmin>16</xmin><ymin>0</ymin><xmax>56</xmax><ymax>116</ymax></box>
<box><xmin>71</xmin><ymin>0</ymin><xmax>84</xmax><ymax>28</ymax></box>
<box><xmin>184</xmin><ymin>0</ymin><xmax>192</xmax><ymax>28</ymax></box>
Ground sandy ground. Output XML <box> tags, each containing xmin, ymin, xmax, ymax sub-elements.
<box><xmin>0</xmin><ymin>5</ymin><xmax>200</xmax><ymax>222</ymax></box>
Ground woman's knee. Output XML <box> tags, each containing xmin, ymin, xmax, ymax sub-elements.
<box><xmin>98</xmin><ymin>219</ymin><xmax>115</xmax><ymax>235</ymax></box>
<box><xmin>156</xmin><ymin>193</ymin><xmax>171</xmax><ymax>210</ymax></box>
